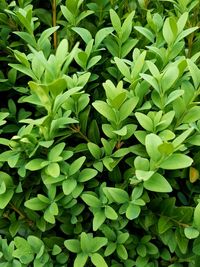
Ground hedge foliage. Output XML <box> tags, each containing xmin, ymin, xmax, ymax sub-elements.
<box><xmin>0</xmin><ymin>0</ymin><xmax>200</xmax><ymax>266</ymax></box>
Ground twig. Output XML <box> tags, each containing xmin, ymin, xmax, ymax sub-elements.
<box><xmin>52</xmin><ymin>0</ymin><xmax>57</xmax><ymax>49</ymax></box>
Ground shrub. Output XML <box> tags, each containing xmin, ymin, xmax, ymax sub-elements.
<box><xmin>0</xmin><ymin>0</ymin><xmax>200</xmax><ymax>266</ymax></box>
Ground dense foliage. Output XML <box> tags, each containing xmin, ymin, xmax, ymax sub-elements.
<box><xmin>0</xmin><ymin>0</ymin><xmax>200</xmax><ymax>266</ymax></box>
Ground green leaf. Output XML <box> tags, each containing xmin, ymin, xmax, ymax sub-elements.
<box><xmin>88</xmin><ymin>142</ymin><xmax>102</xmax><ymax>159</ymax></box>
<box><xmin>114</xmin><ymin>57</ymin><xmax>131</xmax><ymax>81</ymax></box>
<box><xmin>93</xmin><ymin>210</ymin><xmax>106</xmax><ymax>231</ymax></box>
<box><xmin>13</xmin><ymin>237</ymin><xmax>34</xmax><ymax>264</ymax></box>
<box><xmin>72</xmin><ymin>27</ymin><xmax>92</xmax><ymax>44</ymax></box>
<box><xmin>44</xmin><ymin>207</ymin><xmax>56</xmax><ymax>224</ymax></box>
<box><xmin>103</xmin><ymin>187</ymin><xmax>129</xmax><ymax>204</ymax></box>
<box><xmin>62</xmin><ymin>179</ymin><xmax>77</xmax><ymax>195</ymax></box>
<box><xmin>38</xmin><ymin>26</ymin><xmax>59</xmax><ymax>49</ymax></box>
<box><xmin>119</xmin><ymin>97</ymin><xmax>139</xmax><ymax>121</ymax></box>
<box><xmin>183</xmin><ymin>106</ymin><xmax>200</xmax><ymax>123</ymax></box>
<box><xmin>104</xmin><ymin>205</ymin><xmax>118</xmax><ymax>220</ymax></box>
<box><xmin>184</xmin><ymin>227</ymin><xmax>199</xmax><ymax>239</ymax></box>
<box><xmin>64</xmin><ymin>239</ymin><xmax>81</xmax><ymax>253</ymax></box>
<box><xmin>160</xmin><ymin>154</ymin><xmax>193</xmax><ymax>169</ymax></box>
<box><xmin>78</xmin><ymin>168</ymin><xmax>98</xmax><ymax>182</ymax></box>
<box><xmin>163</xmin><ymin>17</ymin><xmax>177</xmax><ymax>45</ymax></box>
<box><xmin>104</xmin><ymin>243</ymin><xmax>117</xmax><ymax>256</ymax></box>
<box><xmin>81</xmin><ymin>193</ymin><xmax>102</xmax><ymax>208</ymax></box>
<box><xmin>55</xmin><ymin>39</ymin><xmax>69</xmax><ymax>65</ymax></box>
<box><xmin>145</xmin><ymin>134</ymin><xmax>162</xmax><ymax>161</ymax></box>
<box><xmin>92</xmin><ymin>237</ymin><xmax>108</xmax><ymax>252</ymax></box>
<box><xmin>113</xmin><ymin>126</ymin><xmax>127</xmax><ymax>136</ymax></box>
<box><xmin>144</xmin><ymin>173</ymin><xmax>172</xmax><ymax>193</ymax></box>
<box><xmin>95</xmin><ymin>27</ymin><xmax>114</xmax><ymax>49</ymax></box>
<box><xmin>187</xmin><ymin>59</ymin><xmax>200</xmax><ymax>89</ymax></box>
<box><xmin>134</xmin><ymin>26</ymin><xmax>154</xmax><ymax>42</ymax></box>
<box><xmin>91</xmin><ymin>253</ymin><xmax>108</xmax><ymax>267</ymax></box>
<box><xmin>93</xmin><ymin>101</ymin><xmax>116</xmax><ymax>122</ymax></box>
<box><xmin>110</xmin><ymin>9</ymin><xmax>121</xmax><ymax>34</ymax></box>
<box><xmin>25</xmin><ymin>198</ymin><xmax>48</xmax><ymax>211</ymax></box>
<box><xmin>116</xmin><ymin>244</ymin><xmax>128</xmax><ymax>260</ymax></box>
<box><xmin>45</xmin><ymin>162</ymin><xmax>60</xmax><ymax>178</ymax></box>
<box><xmin>0</xmin><ymin>190</ymin><xmax>14</xmax><ymax>209</ymax></box>
<box><xmin>126</xmin><ymin>204</ymin><xmax>141</xmax><ymax>220</ymax></box>
<box><xmin>48</xmin><ymin>143</ymin><xmax>65</xmax><ymax>162</ymax></box>
<box><xmin>140</xmin><ymin>73</ymin><xmax>159</xmax><ymax>92</ymax></box>
<box><xmin>74</xmin><ymin>253</ymin><xmax>88</xmax><ymax>267</ymax></box>
<box><xmin>158</xmin><ymin>217</ymin><xmax>173</xmax><ymax>234</ymax></box>
<box><xmin>135</xmin><ymin>170</ymin><xmax>155</xmax><ymax>181</ymax></box>
<box><xmin>121</xmin><ymin>11</ymin><xmax>135</xmax><ymax>42</ymax></box>
<box><xmin>172</xmin><ymin>128</ymin><xmax>193</xmax><ymax>148</ymax></box>
<box><xmin>158</xmin><ymin>143</ymin><xmax>174</xmax><ymax>156</ymax></box>
<box><xmin>25</xmin><ymin>158</ymin><xmax>45</xmax><ymax>171</ymax></box>
<box><xmin>161</xmin><ymin>65</ymin><xmax>179</xmax><ymax>92</ymax></box>
<box><xmin>194</xmin><ymin>202</ymin><xmax>200</xmax><ymax>230</ymax></box>
<box><xmin>176</xmin><ymin>27</ymin><xmax>198</xmax><ymax>43</ymax></box>
<box><xmin>134</xmin><ymin>156</ymin><xmax>150</xmax><ymax>171</ymax></box>
<box><xmin>135</xmin><ymin>112</ymin><xmax>153</xmax><ymax>132</ymax></box>
<box><xmin>80</xmin><ymin>232</ymin><xmax>93</xmax><ymax>253</ymax></box>
<box><xmin>165</xmin><ymin>90</ymin><xmax>184</xmax><ymax>106</ymax></box>
<box><xmin>69</xmin><ymin>156</ymin><xmax>86</xmax><ymax>176</ymax></box>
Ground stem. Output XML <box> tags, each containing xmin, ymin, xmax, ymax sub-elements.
<box><xmin>9</xmin><ymin>203</ymin><xmax>25</xmax><ymax>219</ymax></box>
<box><xmin>69</xmin><ymin>125</ymin><xmax>91</xmax><ymax>142</ymax></box>
<box><xmin>52</xmin><ymin>0</ymin><xmax>57</xmax><ymax>49</ymax></box>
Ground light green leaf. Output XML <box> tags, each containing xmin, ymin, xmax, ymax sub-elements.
<box><xmin>135</xmin><ymin>170</ymin><xmax>154</xmax><ymax>181</ymax></box>
<box><xmin>78</xmin><ymin>168</ymin><xmax>98</xmax><ymax>182</ymax></box>
<box><xmin>0</xmin><ymin>190</ymin><xmax>14</xmax><ymax>209</ymax></box>
<box><xmin>91</xmin><ymin>253</ymin><xmax>108</xmax><ymax>267</ymax></box>
<box><xmin>194</xmin><ymin>202</ymin><xmax>200</xmax><ymax>230</ymax></box>
<box><xmin>64</xmin><ymin>239</ymin><xmax>81</xmax><ymax>253</ymax></box>
<box><xmin>92</xmin><ymin>237</ymin><xmax>108</xmax><ymax>252</ymax></box>
<box><xmin>74</xmin><ymin>253</ymin><xmax>88</xmax><ymax>267</ymax></box>
<box><xmin>135</xmin><ymin>112</ymin><xmax>153</xmax><ymax>132</ymax></box>
<box><xmin>24</xmin><ymin>198</ymin><xmax>48</xmax><ymax>211</ymax></box>
<box><xmin>144</xmin><ymin>173</ymin><xmax>172</xmax><ymax>193</ymax></box>
<box><xmin>161</xmin><ymin>65</ymin><xmax>179</xmax><ymax>92</ymax></box>
<box><xmin>119</xmin><ymin>97</ymin><xmax>139</xmax><ymax>121</ymax></box>
<box><xmin>93</xmin><ymin>210</ymin><xmax>106</xmax><ymax>231</ymax></box>
<box><xmin>113</xmin><ymin>126</ymin><xmax>127</xmax><ymax>136</ymax></box>
<box><xmin>48</xmin><ymin>142</ymin><xmax>65</xmax><ymax>162</ymax></box>
<box><xmin>62</xmin><ymin>179</ymin><xmax>77</xmax><ymax>195</ymax></box>
<box><xmin>87</xmin><ymin>142</ymin><xmax>102</xmax><ymax>159</ymax></box>
<box><xmin>104</xmin><ymin>205</ymin><xmax>118</xmax><ymax>220</ymax></box>
<box><xmin>160</xmin><ymin>154</ymin><xmax>193</xmax><ymax>169</ymax></box>
<box><xmin>114</xmin><ymin>57</ymin><xmax>131</xmax><ymax>81</ymax></box>
<box><xmin>81</xmin><ymin>193</ymin><xmax>102</xmax><ymax>208</ymax></box>
<box><xmin>103</xmin><ymin>187</ymin><xmax>129</xmax><ymax>204</ymax></box>
<box><xmin>45</xmin><ymin>162</ymin><xmax>60</xmax><ymax>178</ymax></box>
<box><xmin>172</xmin><ymin>128</ymin><xmax>193</xmax><ymax>148</ymax></box>
<box><xmin>95</xmin><ymin>27</ymin><xmax>114</xmax><ymax>49</ymax></box>
<box><xmin>183</xmin><ymin>106</ymin><xmax>200</xmax><ymax>123</ymax></box>
<box><xmin>126</xmin><ymin>203</ymin><xmax>141</xmax><ymax>220</ymax></box>
<box><xmin>184</xmin><ymin>227</ymin><xmax>199</xmax><ymax>239</ymax></box>
<box><xmin>69</xmin><ymin>156</ymin><xmax>86</xmax><ymax>176</ymax></box>
<box><xmin>72</xmin><ymin>27</ymin><xmax>92</xmax><ymax>44</ymax></box>
<box><xmin>163</xmin><ymin>17</ymin><xmax>177</xmax><ymax>44</ymax></box>
<box><xmin>145</xmin><ymin>134</ymin><xmax>162</xmax><ymax>161</ymax></box>
<box><xmin>110</xmin><ymin>9</ymin><xmax>121</xmax><ymax>34</ymax></box>
<box><xmin>93</xmin><ymin>101</ymin><xmax>116</xmax><ymax>122</ymax></box>
<box><xmin>134</xmin><ymin>26</ymin><xmax>154</xmax><ymax>42</ymax></box>
<box><xmin>187</xmin><ymin>59</ymin><xmax>200</xmax><ymax>89</ymax></box>
<box><xmin>25</xmin><ymin>158</ymin><xmax>45</xmax><ymax>171</ymax></box>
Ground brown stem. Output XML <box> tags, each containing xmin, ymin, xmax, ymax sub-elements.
<box><xmin>9</xmin><ymin>203</ymin><xmax>25</xmax><ymax>219</ymax></box>
<box><xmin>69</xmin><ymin>125</ymin><xmax>90</xmax><ymax>142</ymax></box>
<box><xmin>52</xmin><ymin>0</ymin><xmax>57</xmax><ymax>49</ymax></box>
